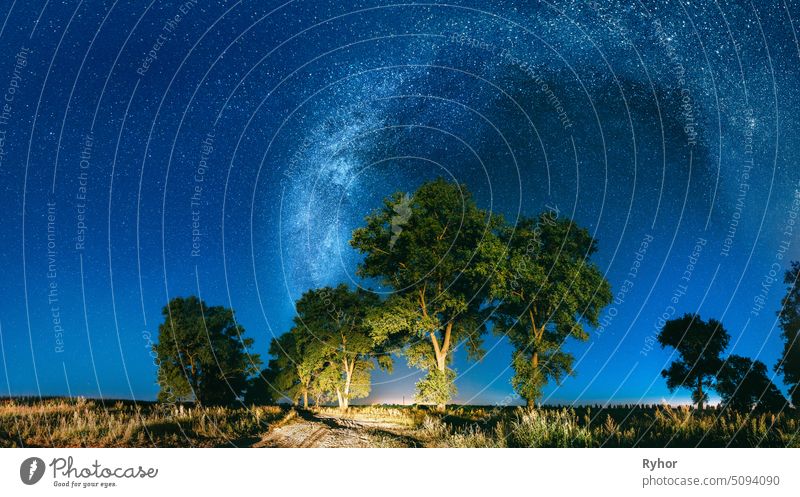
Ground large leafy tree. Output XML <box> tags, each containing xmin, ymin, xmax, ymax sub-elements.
<box><xmin>490</xmin><ymin>213</ymin><xmax>612</xmax><ymax>405</ymax></box>
<box><xmin>153</xmin><ymin>296</ymin><xmax>261</xmax><ymax>406</ymax></box>
<box><xmin>351</xmin><ymin>179</ymin><xmax>500</xmax><ymax>408</ymax></box>
<box><xmin>776</xmin><ymin>261</ymin><xmax>800</xmax><ymax>406</ymax></box>
<box><xmin>717</xmin><ymin>355</ymin><xmax>786</xmax><ymax>412</ymax></box>
<box><xmin>310</xmin><ymin>363</ymin><xmax>342</xmax><ymax>406</ymax></box>
<box><xmin>295</xmin><ymin>284</ymin><xmax>391</xmax><ymax>409</ymax></box>
<box><xmin>657</xmin><ymin>314</ymin><xmax>730</xmax><ymax>409</ymax></box>
<box><xmin>266</xmin><ymin>328</ymin><xmax>327</xmax><ymax>408</ymax></box>
<box><xmin>244</xmin><ymin>367</ymin><xmax>279</xmax><ymax>405</ymax></box>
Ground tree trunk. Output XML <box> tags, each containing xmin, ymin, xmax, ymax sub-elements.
<box><xmin>434</xmin><ymin>342</ymin><xmax>447</xmax><ymax>412</ymax></box>
<box><xmin>336</xmin><ymin>387</ymin><xmax>344</xmax><ymax>409</ymax></box>
<box><xmin>426</xmin><ymin>320</ymin><xmax>454</xmax><ymax>411</ymax></box>
<box><xmin>189</xmin><ymin>359</ymin><xmax>201</xmax><ymax>406</ymax></box>
<box><xmin>302</xmin><ymin>390</ymin><xmax>308</xmax><ymax>409</ymax></box>
<box><xmin>342</xmin><ymin>358</ymin><xmax>354</xmax><ymax>411</ymax></box>
<box><xmin>696</xmin><ymin>379</ymin><xmax>704</xmax><ymax>410</ymax></box>
<box><xmin>435</xmin><ymin>354</ymin><xmax>446</xmax><ymax>412</ymax></box>
<box><xmin>436</xmin><ymin>357</ymin><xmax>446</xmax><ymax>412</ymax></box>
<box><xmin>431</xmin><ymin>337</ymin><xmax>445</xmax><ymax>371</ymax></box>
<box><xmin>526</xmin><ymin>351</ymin><xmax>539</xmax><ymax>409</ymax></box>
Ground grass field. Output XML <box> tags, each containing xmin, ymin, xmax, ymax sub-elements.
<box><xmin>0</xmin><ymin>397</ymin><xmax>292</xmax><ymax>447</ymax></box>
<box><xmin>2</xmin><ymin>398</ymin><xmax>798</xmax><ymax>447</ymax></box>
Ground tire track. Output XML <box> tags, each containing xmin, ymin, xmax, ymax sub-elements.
<box><xmin>299</xmin><ymin>425</ymin><xmax>328</xmax><ymax>448</ymax></box>
<box><xmin>255</xmin><ymin>410</ymin><xmax>420</xmax><ymax>448</ymax></box>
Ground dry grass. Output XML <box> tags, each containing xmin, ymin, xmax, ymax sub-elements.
<box><xmin>0</xmin><ymin>397</ymin><xmax>289</xmax><ymax>447</ymax></box>
<box><xmin>317</xmin><ymin>404</ymin><xmax>800</xmax><ymax>448</ymax></box>
<box><xmin>3</xmin><ymin>399</ymin><xmax>798</xmax><ymax>447</ymax></box>
<box><xmin>314</xmin><ymin>405</ymin><xmax>427</xmax><ymax>427</ymax></box>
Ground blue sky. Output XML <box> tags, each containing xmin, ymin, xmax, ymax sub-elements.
<box><xmin>0</xmin><ymin>0</ymin><xmax>798</xmax><ymax>406</ymax></box>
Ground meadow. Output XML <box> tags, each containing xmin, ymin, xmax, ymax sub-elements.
<box><xmin>2</xmin><ymin>397</ymin><xmax>798</xmax><ymax>448</ymax></box>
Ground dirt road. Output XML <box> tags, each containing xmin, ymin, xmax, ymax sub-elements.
<box><xmin>254</xmin><ymin>410</ymin><xmax>421</xmax><ymax>448</ymax></box>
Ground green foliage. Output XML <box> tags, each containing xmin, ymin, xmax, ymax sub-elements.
<box><xmin>153</xmin><ymin>296</ymin><xmax>261</xmax><ymax>406</ymax></box>
<box><xmin>657</xmin><ymin>314</ymin><xmax>730</xmax><ymax>409</ymax></box>
<box><xmin>266</xmin><ymin>285</ymin><xmax>388</xmax><ymax>408</ymax></box>
<box><xmin>490</xmin><ymin>212</ymin><xmax>612</xmax><ymax>404</ymax></box>
<box><xmin>350</xmin><ymin>179</ymin><xmax>609</xmax><ymax>407</ymax></box>
<box><xmin>415</xmin><ymin>368</ymin><xmax>457</xmax><ymax>407</ymax></box>
<box><xmin>717</xmin><ymin>355</ymin><xmax>786</xmax><ymax>412</ymax></box>
<box><xmin>510</xmin><ymin>349</ymin><xmax>570</xmax><ymax>403</ymax></box>
<box><xmin>310</xmin><ymin>364</ymin><xmax>342</xmax><ymax>406</ymax></box>
<box><xmin>777</xmin><ymin>261</ymin><xmax>800</xmax><ymax>406</ymax></box>
<box><xmin>296</xmin><ymin>285</ymin><xmax>386</xmax><ymax>408</ymax></box>
<box><xmin>265</xmin><ymin>327</ymin><xmax>326</xmax><ymax>407</ymax></box>
<box><xmin>351</xmin><ymin>178</ymin><xmax>499</xmax><ymax>406</ymax></box>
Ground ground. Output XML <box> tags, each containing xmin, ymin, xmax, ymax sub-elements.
<box><xmin>255</xmin><ymin>410</ymin><xmax>422</xmax><ymax>447</ymax></box>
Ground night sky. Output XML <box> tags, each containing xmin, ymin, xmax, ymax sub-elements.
<box><xmin>0</xmin><ymin>0</ymin><xmax>798</xmax><ymax>406</ymax></box>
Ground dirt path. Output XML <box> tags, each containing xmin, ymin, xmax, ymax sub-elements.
<box><xmin>254</xmin><ymin>410</ymin><xmax>421</xmax><ymax>448</ymax></box>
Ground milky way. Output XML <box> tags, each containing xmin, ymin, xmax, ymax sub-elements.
<box><xmin>0</xmin><ymin>0</ymin><xmax>798</xmax><ymax>404</ymax></box>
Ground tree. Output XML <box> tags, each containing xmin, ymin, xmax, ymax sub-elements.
<box><xmin>244</xmin><ymin>367</ymin><xmax>279</xmax><ymax>405</ymax></box>
<box><xmin>267</xmin><ymin>329</ymin><xmax>326</xmax><ymax>408</ymax></box>
<box><xmin>776</xmin><ymin>261</ymin><xmax>800</xmax><ymax>406</ymax></box>
<box><xmin>294</xmin><ymin>284</ymin><xmax>391</xmax><ymax>409</ymax></box>
<box><xmin>153</xmin><ymin>296</ymin><xmax>261</xmax><ymax>406</ymax></box>
<box><xmin>351</xmin><ymin>179</ymin><xmax>500</xmax><ymax>408</ymax></box>
<box><xmin>310</xmin><ymin>363</ymin><xmax>341</xmax><ymax>406</ymax></box>
<box><xmin>717</xmin><ymin>355</ymin><xmax>786</xmax><ymax>412</ymax></box>
<box><xmin>490</xmin><ymin>212</ymin><xmax>612</xmax><ymax>405</ymax></box>
<box><xmin>657</xmin><ymin>314</ymin><xmax>730</xmax><ymax>409</ymax></box>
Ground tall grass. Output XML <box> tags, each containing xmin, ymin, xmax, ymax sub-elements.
<box><xmin>0</xmin><ymin>397</ymin><xmax>289</xmax><ymax>447</ymax></box>
<box><xmin>411</xmin><ymin>404</ymin><xmax>800</xmax><ymax>448</ymax></box>
<box><xmin>2</xmin><ymin>399</ymin><xmax>798</xmax><ymax>447</ymax></box>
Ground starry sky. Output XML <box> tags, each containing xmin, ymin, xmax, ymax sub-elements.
<box><xmin>0</xmin><ymin>0</ymin><xmax>798</xmax><ymax>406</ymax></box>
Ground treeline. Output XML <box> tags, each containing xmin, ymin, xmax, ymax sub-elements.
<box><xmin>659</xmin><ymin>314</ymin><xmax>789</xmax><ymax>411</ymax></box>
<box><xmin>653</xmin><ymin>261</ymin><xmax>800</xmax><ymax>411</ymax></box>
<box><xmin>151</xmin><ymin>179</ymin><xmax>800</xmax><ymax>412</ymax></box>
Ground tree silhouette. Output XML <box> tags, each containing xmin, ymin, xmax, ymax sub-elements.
<box><xmin>657</xmin><ymin>314</ymin><xmax>730</xmax><ymax>409</ymax></box>
<box><xmin>244</xmin><ymin>367</ymin><xmax>279</xmax><ymax>405</ymax></box>
<box><xmin>490</xmin><ymin>213</ymin><xmax>611</xmax><ymax>405</ymax></box>
<box><xmin>153</xmin><ymin>296</ymin><xmax>261</xmax><ymax>406</ymax></box>
<box><xmin>717</xmin><ymin>355</ymin><xmax>786</xmax><ymax>412</ymax></box>
<box><xmin>776</xmin><ymin>260</ymin><xmax>800</xmax><ymax>406</ymax></box>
